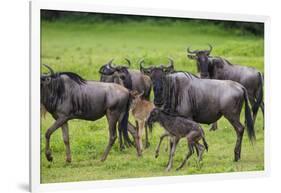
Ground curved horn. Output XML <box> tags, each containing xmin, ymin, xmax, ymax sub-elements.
<box><xmin>207</xmin><ymin>44</ymin><xmax>213</xmax><ymax>54</ymax></box>
<box><xmin>43</xmin><ymin>64</ymin><xmax>55</xmax><ymax>75</ymax></box>
<box><xmin>167</xmin><ymin>57</ymin><xmax>174</xmax><ymax>67</ymax></box>
<box><xmin>187</xmin><ymin>46</ymin><xmax>197</xmax><ymax>54</ymax></box>
<box><xmin>124</xmin><ymin>58</ymin><xmax>131</xmax><ymax>67</ymax></box>
<box><xmin>107</xmin><ymin>59</ymin><xmax>115</xmax><ymax>69</ymax></box>
<box><xmin>139</xmin><ymin>59</ymin><xmax>145</xmax><ymax>70</ymax></box>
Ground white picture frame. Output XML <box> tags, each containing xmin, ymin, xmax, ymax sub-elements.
<box><xmin>30</xmin><ymin>0</ymin><xmax>270</xmax><ymax>192</ymax></box>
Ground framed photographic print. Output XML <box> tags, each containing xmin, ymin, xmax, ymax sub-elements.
<box><xmin>30</xmin><ymin>0</ymin><xmax>270</xmax><ymax>192</ymax></box>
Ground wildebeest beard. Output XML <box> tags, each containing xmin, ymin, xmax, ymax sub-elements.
<box><xmin>153</xmin><ymin>74</ymin><xmax>181</xmax><ymax>113</ymax></box>
<box><xmin>153</xmin><ymin>77</ymin><xmax>165</xmax><ymax>106</ymax></box>
<box><xmin>162</xmin><ymin>75</ymin><xmax>181</xmax><ymax>113</ymax></box>
<box><xmin>158</xmin><ymin>72</ymin><xmax>199</xmax><ymax>116</ymax></box>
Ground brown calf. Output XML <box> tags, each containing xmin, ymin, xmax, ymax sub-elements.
<box><xmin>130</xmin><ymin>90</ymin><xmax>155</xmax><ymax>152</ymax></box>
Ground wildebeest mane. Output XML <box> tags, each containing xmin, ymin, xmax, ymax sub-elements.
<box><xmin>162</xmin><ymin>71</ymin><xmax>198</xmax><ymax>117</ymax></box>
<box><xmin>172</xmin><ymin>71</ymin><xmax>199</xmax><ymax>79</ymax></box>
<box><xmin>58</xmin><ymin>72</ymin><xmax>86</xmax><ymax>84</ymax></box>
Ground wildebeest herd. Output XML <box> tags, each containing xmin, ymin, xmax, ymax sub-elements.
<box><xmin>41</xmin><ymin>45</ymin><xmax>263</xmax><ymax>171</ymax></box>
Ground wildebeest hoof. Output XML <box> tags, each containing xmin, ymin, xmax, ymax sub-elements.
<box><xmin>46</xmin><ymin>151</ymin><xmax>53</xmax><ymax>162</ymax></box>
<box><xmin>233</xmin><ymin>157</ymin><xmax>240</xmax><ymax>162</ymax></box>
<box><xmin>145</xmin><ymin>142</ymin><xmax>150</xmax><ymax>148</ymax></box>
<box><xmin>165</xmin><ymin>167</ymin><xmax>171</xmax><ymax>172</ymax></box>
<box><xmin>209</xmin><ymin>127</ymin><xmax>217</xmax><ymax>131</ymax></box>
<box><xmin>46</xmin><ymin>155</ymin><xmax>53</xmax><ymax>162</ymax></box>
<box><xmin>66</xmin><ymin>157</ymin><xmax>72</xmax><ymax>163</ymax></box>
<box><xmin>120</xmin><ymin>145</ymin><xmax>126</xmax><ymax>151</ymax></box>
<box><xmin>155</xmin><ymin>152</ymin><xmax>159</xmax><ymax>158</ymax></box>
<box><xmin>176</xmin><ymin>166</ymin><xmax>182</xmax><ymax>171</ymax></box>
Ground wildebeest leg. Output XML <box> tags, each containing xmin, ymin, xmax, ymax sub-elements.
<box><xmin>176</xmin><ymin>143</ymin><xmax>194</xmax><ymax>171</ymax></box>
<box><xmin>226</xmin><ymin>117</ymin><xmax>244</xmax><ymax>161</ymax></box>
<box><xmin>117</xmin><ymin>123</ymin><xmax>125</xmax><ymax>151</ymax></box>
<box><xmin>155</xmin><ymin>131</ymin><xmax>169</xmax><ymax>158</ymax></box>
<box><xmin>260</xmin><ymin>101</ymin><xmax>265</xmax><ymax>129</ymax></box>
<box><xmin>249</xmin><ymin>95</ymin><xmax>258</xmax><ymax>126</ymax></box>
<box><xmin>194</xmin><ymin>144</ymin><xmax>199</xmax><ymax>157</ymax></box>
<box><xmin>135</xmin><ymin>120</ymin><xmax>144</xmax><ymax>152</ymax></box>
<box><xmin>166</xmin><ymin>137</ymin><xmax>179</xmax><ymax>171</ymax></box>
<box><xmin>260</xmin><ymin>101</ymin><xmax>264</xmax><ymax>115</ymax></box>
<box><xmin>61</xmin><ymin>123</ymin><xmax>71</xmax><ymax>163</ymax></box>
<box><xmin>209</xmin><ymin>122</ymin><xmax>218</xmax><ymax>131</ymax></box>
<box><xmin>45</xmin><ymin>117</ymin><xmax>68</xmax><ymax>162</ymax></box>
<box><xmin>145</xmin><ymin>124</ymin><xmax>150</xmax><ymax>148</ymax></box>
<box><xmin>127</xmin><ymin>122</ymin><xmax>138</xmax><ymax>148</ymax></box>
<box><xmin>101</xmin><ymin>111</ymin><xmax>118</xmax><ymax>162</ymax></box>
<box><xmin>195</xmin><ymin>143</ymin><xmax>204</xmax><ymax>161</ymax></box>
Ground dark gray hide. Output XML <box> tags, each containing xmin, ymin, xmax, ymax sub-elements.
<box><xmin>143</xmin><ymin>66</ymin><xmax>255</xmax><ymax>161</ymax></box>
<box><xmin>187</xmin><ymin>46</ymin><xmax>264</xmax><ymax>128</ymax></box>
<box><xmin>41</xmin><ymin>64</ymin><xmax>139</xmax><ymax>163</ymax></box>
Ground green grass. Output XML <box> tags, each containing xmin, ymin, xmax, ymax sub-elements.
<box><xmin>40</xmin><ymin>19</ymin><xmax>264</xmax><ymax>183</ymax></box>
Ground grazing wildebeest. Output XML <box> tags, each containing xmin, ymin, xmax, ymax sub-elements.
<box><xmin>141</xmin><ymin>61</ymin><xmax>255</xmax><ymax>161</ymax></box>
<box><xmin>130</xmin><ymin>90</ymin><xmax>155</xmax><ymax>150</ymax></box>
<box><xmin>187</xmin><ymin>45</ymin><xmax>264</xmax><ymax>129</ymax></box>
<box><xmin>99</xmin><ymin>59</ymin><xmax>152</xmax><ymax>100</ymax></box>
<box><xmin>146</xmin><ymin>108</ymin><xmax>208</xmax><ymax>171</ymax></box>
<box><xmin>41</xmin><ymin>64</ymin><xmax>140</xmax><ymax>163</ymax></box>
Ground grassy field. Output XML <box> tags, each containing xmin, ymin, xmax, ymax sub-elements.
<box><xmin>40</xmin><ymin>19</ymin><xmax>264</xmax><ymax>183</ymax></box>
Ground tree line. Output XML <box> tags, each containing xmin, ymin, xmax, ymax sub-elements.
<box><xmin>41</xmin><ymin>10</ymin><xmax>264</xmax><ymax>36</ymax></box>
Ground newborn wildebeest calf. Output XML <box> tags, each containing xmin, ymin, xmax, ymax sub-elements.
<box><xmin>130</xmin><ymin>90</ymin><xmax>155</xmax><ymax>152</ymax></box>
<box><xmin>146</xmin><ymin>108</ymin><xmax>208</xmax><ymax>171</ymax></box>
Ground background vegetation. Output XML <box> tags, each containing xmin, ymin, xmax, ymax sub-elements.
<box><xmin>40</xmin><ymin>10</ymin><xmax>264</xmax><ymax>183</ymax></box>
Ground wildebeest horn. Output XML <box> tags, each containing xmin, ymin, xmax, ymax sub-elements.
<box><xmin>187</xmin><ymin>46</ymin><xmax>197</xmax><ymax>54</ymax></box>
<box><xmin>167</xmin><ymin>57</ymin><xmax>174</xmax><ymax>67</ymax></box>
<box><xmin>206</xmin><ymin>44</ymin><xmax>213</xmax><ymax>54</ymax></box>
<box><xmin>43</xmin><ymin>64</ymin><xmax>55</xmax><ymax>75</ymax></box>
<box><xmin>107</xmin><ymin>59</ymin><xmax>116</xmax><ymax>69</ymax></box>
<box><xmin>139</xmin><ymin>59</ymin><xmax>146</xmax><ymax>70</ymax></box>
<box><xmin>124</xmin><ymin>58</ymin><xmax>131</xmax><ymax>67</ymax></box>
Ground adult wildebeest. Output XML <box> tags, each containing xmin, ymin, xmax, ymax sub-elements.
<box><xmin>99</xmin><ymin>59</ymin><xmax>152</xmax><ymax>100</ymax></box>
<box><xmin>187</xmin><ymin>45</ymin><xmax>264</xmax><ymax>129</ymax></box>
<box><xmin>41</xmin><ymin>64</ymin><xmax>140</xmax><ymax>163</ymax></box>
<box><xmin>140</xmin><ymin>61</ymin><xmax>255</xmax><ymax>161</ymax></box>
<box><xmin>99</xmin><ymin>59</ymin><xmax>152</xmax><ymax>148</ymax></box>
<box><xmin>146</xmin><ymin>108</ymin><xmax>208</xmax><ymax>171</ymax></box>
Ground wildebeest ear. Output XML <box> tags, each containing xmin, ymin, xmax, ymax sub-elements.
<box><xmin>41</xmin><ymin>76</ymin><xmax>52</xmax><ymax>84</ymax></box>
<box><xmin>187</xmin><ymin>54</ymin><xmax>197</xmax><ymax>60</ymax></box>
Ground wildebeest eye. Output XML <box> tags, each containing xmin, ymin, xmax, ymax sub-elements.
<box><xmin>42</xmin><ymin>77</ymin><xmax>52</xmax><ymax>84</ymax></box>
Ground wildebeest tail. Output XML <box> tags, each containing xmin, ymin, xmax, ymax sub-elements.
<box><xmin>242</xmin><ymin>87</ymin><xmax>256</xmax><ymax>142</ymax></box>
<box><xmin>200</xmin><ymin>126</ymin><xmax>208</xmax><ymax>152</ymax></box>
<box><xmin>120</xmin><ymin>97</ymin><xmax>133</xmax><ymax>146</ymax></box>
<box><xmin>252</xmin><ymin>72</ymin><xmax>263</xmax><ymax>116</ymax></box>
